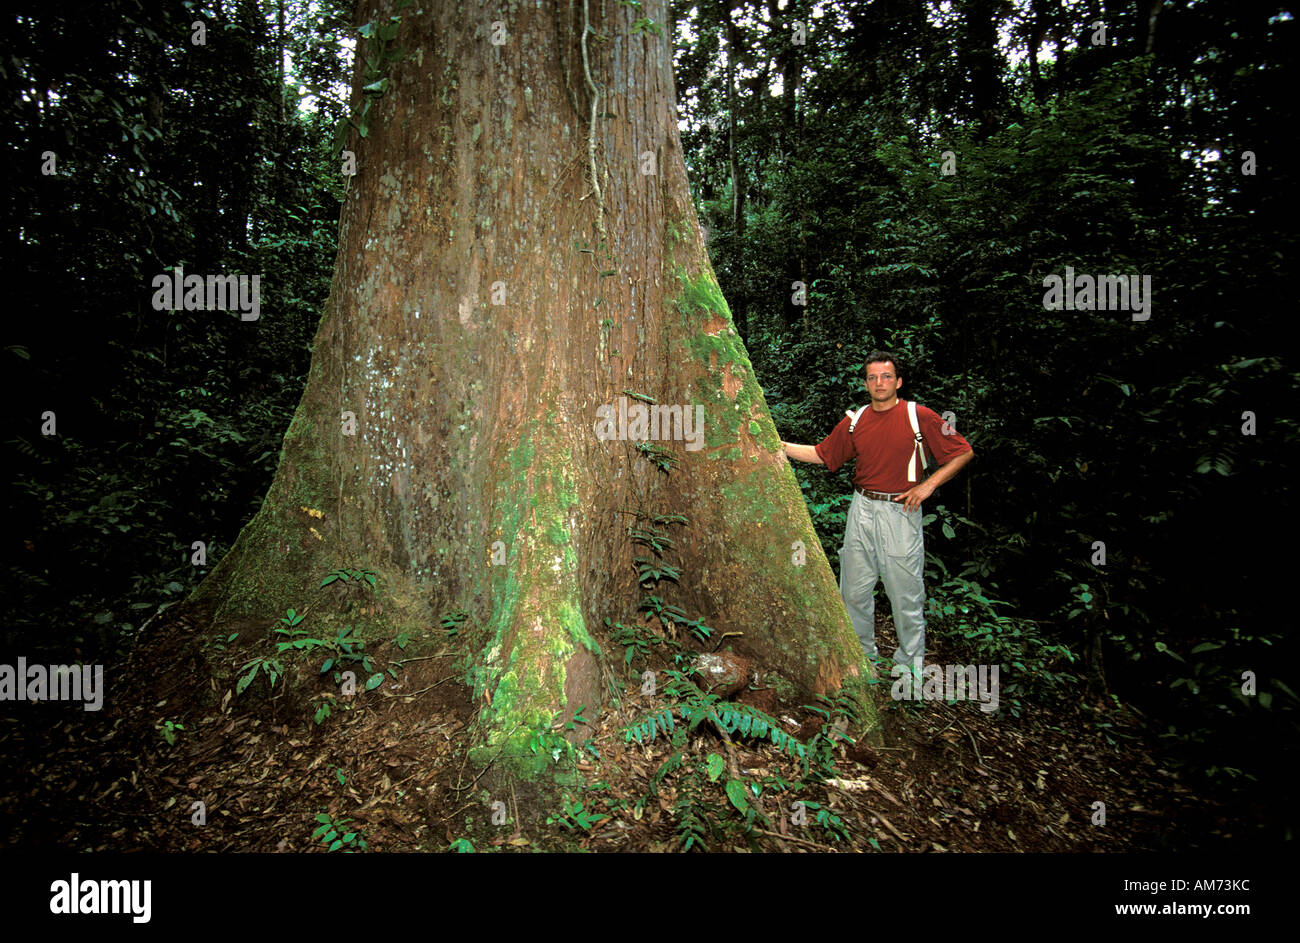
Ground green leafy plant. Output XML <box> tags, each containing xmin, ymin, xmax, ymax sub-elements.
<box><xmin>634</xmin><ymin>556</ymin><xmax>681</xmax><ymax>586</ymax></box>
<box><xmin>278</xmin><ymin>607</ymin><xmax>305</xmax><ymax>630</ymax></box>
<box><xmin>565</xmin><ymin>704</ymin><xmax>590</xmax><ymax>730</ymax></box>
<box><xmin>638</xmin><ymin>595</ymin><xmax>713</xmax><ymax>645</ymax></box>
<box><xmin>312</xmin><ymin>692</ymin><xmax>345</xmax><ymax>725</ymax></box>
<box><xmin>546</xmin><ymin>796</ymin><xmax>609</xmax><ymax>832</ymax></box>
<box><xmin>619</xmin><ymin>512</ymin><xmax>710</xmax><ymax>650</ymax></box>
<box><xmin>528</xmin><ymin>727</ymin><xmax>571</xmax><ymax>765</ymax></box>
<box><xmin>207</xmin><ymin>631</ymin><xmax>239</xmax><ymax>653</ymax></box>
<box><xmin>807</xmin><ymin>492</ymin><xmax>853</xmax><ymax>535</ymax></box>
<box><xmin>800</xmin><ymin>691</ymin><xmax>862</xmax><ymax>780</ymax></box>
<box><xmin>634</xmin><ymin>441</ymin><xmax>677</xmax><ymax>472</ymax></box>
<box><xmin>319</xmin><ymin>626</ymin><xmax>376</xmax><ymax>677</ymax></box>
<box><xmin>928</xmin><ymin>574</ymin><xmax>1078</xmax><ymax>714</ymax></box>
<box><xmin>157</xmin><ymin>719</ymin><xmax>183</xmax><ymax>745</ymax></box>
<box><xmin>441</xmin><ymin>610</ymin><xmax>468</xmax><ymax>639</ymax></box>
<box><xmin>274</xmin><ymin>623</ymin><xmax>378</xmax><ymax>681</ymax></box>
<box><xmin>802</xmin><ymin>689</ymin><xmax>862</xmax><ymax>732</ymax></box>
<box><xmin>312</xmin><ymin>812</ymin><xmax>368</xmax><ymax>852</ymax></box>
<box><xmin>334</xmin><ymin>2</ymin><xmax>409</xmax><ymax>148</ymax></box>
<box><xmin>796</xmin><ymin>799</ymin><xmax>850</xmax><ymax>842</ymax></box>
<box><xmin>607</xmin><ymin>617</ymin><xmax>680</xmax><ymax>666</ymax></box>
<box><xmin>235</xmin><ymin>654</ymin><xmax>284</xmax><ymax>695</ymax></box>
<box><xmin>628</xmin><ymin>523</ymin><xmax>675</xmax><ymax>556</ymax></box>
<box><xmin>321</xmin><ymin>567</ymin><xmax>377</xmax><ymax>590</ymax></box>
<box><xmin>924</xmin><ymin>502</ymin><xmax>982</xmax><ymax>543</ymax></box>
<box><xmin>527</xmin><ymin>705</ymin><xmax>592</xmax><ymax>765</ymax></box>
<box><xmin>617</xmin><ymin>0</ymin><xmax>663</xmax><ymax>36</ymax></box>
<box><xmin>630</xmin><ymin>16</ymin><xmax>663</xmax><ymax>36</ymax></box>
<box><xmin>1062</xmin><ymin>577</ymin><xmax>1097</xmax><ymax>623</ymax></box>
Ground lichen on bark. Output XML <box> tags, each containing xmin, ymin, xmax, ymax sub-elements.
<box><xmin>669</xmin><ymin>263</ymin><xmax>783</xmax><ymax>454</ymax></box>
<box><xmin>465</xmin><ymin>409</ymin><xmax>601</xmax><ymax>776</ymax></box>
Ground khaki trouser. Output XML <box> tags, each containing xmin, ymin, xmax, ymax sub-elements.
<box><xmin>838</xmin><ymin>490</ymin><xmax>926</xmax><ymax>671</ymax></box>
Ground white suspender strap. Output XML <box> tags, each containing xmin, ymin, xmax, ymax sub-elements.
<box><xmin>847</xmin><ymin>402</ymin><xmax>924</xmax><ymax>480</ymax></box>
<box><xmin>906</xmin><ymin>400</ymin><xmax>925</xmax><ymax>482</ymax></box>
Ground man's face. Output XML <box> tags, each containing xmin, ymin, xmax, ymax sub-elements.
<box><xmin>864</xmin><ymin>361</ymin><xmax>902</xmax><ymax>402</ymax></box>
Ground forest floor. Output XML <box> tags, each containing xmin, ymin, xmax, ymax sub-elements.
<box><xmin>0</xmin><ymin>608</ymin><xmax>1232</xmax><ymax>853</ymax></box>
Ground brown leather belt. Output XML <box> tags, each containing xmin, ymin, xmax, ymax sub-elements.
<box><xmin>854</xmin><ymin>487</ymin><xmax>903</xmax><ymax>502</ymax></box>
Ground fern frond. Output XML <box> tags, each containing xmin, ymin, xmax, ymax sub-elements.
<box><xmin>714</xmin><ymin>702</ymin><xmax>807</xmax><ymax>760</ymax></box>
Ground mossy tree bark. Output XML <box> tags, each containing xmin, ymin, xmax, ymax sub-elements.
<box><xmin>181</xmin><ymin>0</ymin><xmax>879</xmax><ymax>774</ymax></box>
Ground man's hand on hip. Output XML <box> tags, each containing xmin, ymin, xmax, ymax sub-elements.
<box><xmin>893</xmin><ymin>481</ymin><xmax>935</xmax><ymax>512</ymax></box>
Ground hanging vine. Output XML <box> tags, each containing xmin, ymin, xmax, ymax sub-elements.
<box><xmin>558</xmin><ymin>0</ymin><xmax>662</xmax><ymax>243</ymax></box>
<box><xmin>581</xmin><ymin>0</ymin><xmax>608</xmax><ymax>240</ymax></box>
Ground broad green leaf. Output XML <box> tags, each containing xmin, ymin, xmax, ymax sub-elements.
<box><xmin>705</xmin><ymin>753</ymin><xmax>724</xmax><ymax>782</ymax></box>
<box><xmin>724</xmin><ymin>779</ymin><xmax>749</xmax><ymax>813</ymax></box>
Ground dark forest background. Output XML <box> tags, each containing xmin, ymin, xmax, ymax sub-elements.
<box><xmin>2</xmin><ymin>0</ymin><xmax>1296</xmax><ymax>844</ymax></box>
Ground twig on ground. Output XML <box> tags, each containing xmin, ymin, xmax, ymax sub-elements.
<box><xmin>864</xmin><ymin>805</ymin><xmax>908</xmax><ymax>843</ymax></box>
<box><xmin>754</xmin><ymin>827</ymin><xmax>836</xmax><ymax>851</ymax></box>
<box><xmin>381</xmin><ymin>674</ymin><xmax>457</xmax><ymax>698</ymax></box>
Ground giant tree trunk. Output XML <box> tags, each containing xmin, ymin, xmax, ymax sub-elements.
<box><xmin>181</xmin><ymin>0</ymin><xmax>878</xmax><ymax>774</ymax></box>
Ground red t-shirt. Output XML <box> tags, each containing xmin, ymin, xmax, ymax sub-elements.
<box><xmin>814</xmin><ymin>399</ymin><xmax>972</xmax><ymax>494</ymax></box>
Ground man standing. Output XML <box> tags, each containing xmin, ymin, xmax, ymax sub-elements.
<box><xmin>781</xmin><ymin>351</ymin><xmax>974</xmax><ymax>672</ymax></box>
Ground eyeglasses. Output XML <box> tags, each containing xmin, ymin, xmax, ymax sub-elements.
<box><xmin>866</xmin><ymin>373</ymin><xmax>895</xmax><ymax>382</ymax></box>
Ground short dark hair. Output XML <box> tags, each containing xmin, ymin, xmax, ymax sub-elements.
<box><xmin>863</xmin><ymin>350</ymin><xmax>902</xmax><ymax>379</ymax></box>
